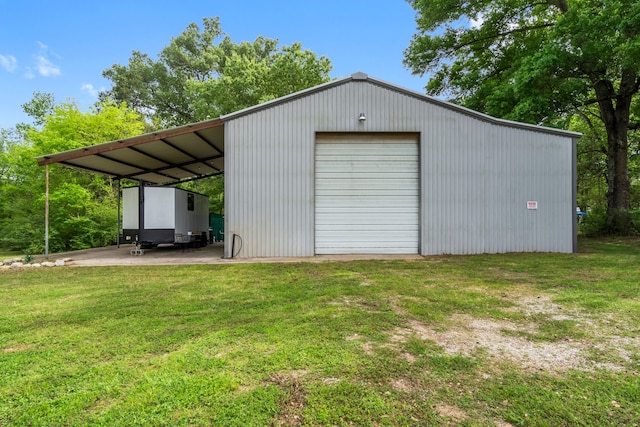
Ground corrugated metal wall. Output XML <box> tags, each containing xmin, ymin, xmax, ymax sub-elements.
<box><xmin>421</xmin><ymin>123</ymin><xmax>573</xmax><ymax>254</ymax></box>
<box><xmin>225</xmin><ymin>79</ymin><xmax>574</xmax><ymax>257</ymax></box>
<box><xmin>224</xmin><ymin>100</ymin><xmax>316</xmax><ymax>258</ymax></box>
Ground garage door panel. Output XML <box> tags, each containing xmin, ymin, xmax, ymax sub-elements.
<box><xmin>316</xmin><ymin>231</ymin><xmax>419</xmax><ymax>241</ymax></box>
<box><xmin>315</xmin><ymin>223</ymin><xmax>419</xmax><ymax>231</ymax></box>
<box><xmin>316</xmin><ymin>178</ymin><xmax>418</xmax><ymax>189</ymax></box>
<box><xmin>316</xmin><ymin>207</ymin><xmax>419</xmax><ymax>214</ymax></box>
<box><xmin>318</xmin><ymin>158</ymin><xmax>417</xmax><ymax>167</ymax></box>
<box><xmin>315</xmin><ymin>245</ymin><xmax>416</xmax><ymax>255</ymax></box>
<box><xmin>316</xmin><ymin>196</ymin><xmax>417</xmax><ymax>208</ymax></box>
<box><xmin>318</xmin><ymin>143</ymin><xmax>417</xmax><ymax>153</ymax></box>
<box><xmin>315</xmin><ymin>207</ymin><xmax>419</xmax><ymax>214</ymax></box>
<box><xmin>317</xmin><ymin>173</ymin><xmax>418</xmax><ymax>180</ymax></box>
<box><xmin>317</xmin><ymin>158</ymin><xmax>418</xmax><ymax>167</ymax></box>
<box><xmin>315</xmin><ymin>216</ymin><xmax>419</xmax><ymax>226</ymax></box>
<box><xmin>315</xmin><ymin>135</ymin><xmax>419</xmax><ymax>254</ymax></box>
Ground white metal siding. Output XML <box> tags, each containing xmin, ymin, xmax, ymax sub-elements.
<box><xmin>192</xmin><ymin>193</ymin><xmax>210</xmax><ymax>234</ymax></box>
<box><xmin>315</xmin><ymin>134</ymin><xmax>419</xmax><ymax>254</ymax></box>
<box><xmin>145</xmin><ymin>187</ymin><xmax>175</xmax><ymax>229</ymax></box>
<box><xmin>174</xmin><ymin>189</ymin><xmax>187</xmax><ymax>233</ymax></box>
<box><xmin>122</xmin><ymin>187</ymin><xmax>138</xmax><ymax>229</ymax></box>
<box><xmin>174</xmin><ymin>190</ymin><xmax>210</xmax><ymax>235</ymax></box>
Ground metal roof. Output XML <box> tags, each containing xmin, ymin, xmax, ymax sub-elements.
<box><xmin>37</xmin><ymin>72</ymin><xmax>579</xmax><ymax>184</ymax></box>
<box><xmin>37</xmin><ymin>119</ymin><xmax>225</xmax><ymax>185</ymax></box>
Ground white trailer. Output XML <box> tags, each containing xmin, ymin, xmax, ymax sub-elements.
<box><xmin>122</xmin><ymin>186</ymin><xmax>209</xmax><ymax>248</ymax></box>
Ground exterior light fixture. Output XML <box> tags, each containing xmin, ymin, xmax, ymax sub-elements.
<box><xmin>358</xmin><ymin>113</ymin><xmax>366</xmax><ymax>122</ymax></box>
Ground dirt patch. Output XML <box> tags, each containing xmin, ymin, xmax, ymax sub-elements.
<box><xmin>2</xmin><ymin>344</ymin><xmax>33</xmax><ymax>353</ymax></box>
<box><xmin>268</xmin><ymin>370</ymin><xmax>309</xmax><ymax>427</ymax></box>
<box><xmin>434</xmin><ymin>404</ymin><xmax>468</xmax><ymax>423</ymax></box>
<box><xmin>404</xmin><ymin>315</ymin><xmax>592</xmax><ymax>372</ymax></box>
<box><xmin>390</xmin><ymin>294</ymin><xmax>638</xmax><ymax>373</ymax></box>
<box><xmin>390</xmin><ymin>377</ymin><xmax>421</xmax><ymax>392</ymax></box>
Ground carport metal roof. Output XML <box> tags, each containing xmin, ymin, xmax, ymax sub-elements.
<box><xmin>36</xmin><ymin>119</ymin><xmax>225</xmax><ymax>185</ymax></box>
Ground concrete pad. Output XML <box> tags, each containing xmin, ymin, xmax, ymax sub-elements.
<box><xmin>42</xmin><ymin>243</ymin><xmax>424</xmax><ymax>267</ymax></box>
<box><xmin>50</xmin><ymin>243</ymin><xmax>225</xmax><ymax>266</ymax></box>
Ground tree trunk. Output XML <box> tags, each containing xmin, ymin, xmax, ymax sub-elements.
<box><xmin>594</xmin><ymin>79</ymin><xmax>632</xmax><ymax>233</ymax></box>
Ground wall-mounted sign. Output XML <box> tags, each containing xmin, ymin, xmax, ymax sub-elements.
<box><xmin>527</xmin><ymin>201</ymin><xmax>538</xmax><ymax>210</ymax></box>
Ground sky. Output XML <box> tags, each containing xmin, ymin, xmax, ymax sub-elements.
<box><xmin>0</xmin><ymin>0</ymin><xmax>428</xmax><ymax>130</ymax></box>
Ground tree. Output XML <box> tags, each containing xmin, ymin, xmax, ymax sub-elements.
<box><xmin>0</xmin><ymin>97</ymin><xmax>145</xmax><ymax>252</ymax></box>
<box><xmin>101</xmin><ymin>17</ymin><xmax>332</xmax><ymax>128</ymax></box>
<box><xmin>20</xmin><ymin>92</ymin><xmax>55</xmax><ymax>127</ymax></box>
<box><xmin>404</xmin><ymin>0</ymin><xmax>640</xmax><ymax>233</ymax></box>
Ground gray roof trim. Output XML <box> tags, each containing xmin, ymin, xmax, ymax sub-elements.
<box><xmin>220</xmin><ymin>72</ymin><xmax>581</xmax><ymax>139</ymax></box>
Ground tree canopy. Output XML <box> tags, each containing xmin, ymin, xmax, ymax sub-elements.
<box><xmin>98</xmin><ymin>17</ymin><xmax>333</xmax><ymax>234</ymax></box>
<box><xmin>101</xmin><ymin>17</ymin><xmax>333</xmax><ymax>128</ymax></box>
<box><xmin>404</xmin><ymin>0</ymin><xmax>640</xmax><ymax>232</ymax></box>
<box><xmin>0</xmin><ymin>97</ymin><xmax>145</xmax><ymax>253</ymax></box>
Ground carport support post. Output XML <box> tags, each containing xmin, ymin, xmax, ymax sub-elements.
<box><xmin>45</xmin><ymin>165</ymin><xmax>49</xmax><ymax>260</ymax></box>
<box><xmin>116</xmin><ymin>179</ymin><xmax>121</xmax><ymax>248</ymax></box>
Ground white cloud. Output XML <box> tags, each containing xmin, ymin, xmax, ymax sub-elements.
<box><xmin>30</xmin><ymin>41</ymin><xmax>61</xmax><ymax>77</ymax></box>
<box><xmin>35</xmin><ymin>55</ymin><xmax>61</xmax><ymax>77</ymax></box>
<box><xmin>0</xmin><ymin>54</ymin><xmax>18</xmax><ymax>72</ymax></box>
<box><xmin>81</xmin><ymin>83</ymin><xmax>101</xmax><ymax>98</ymax></box>
<box><xmin>470</xmin><ymin>13</ymin><xmax>485</xmax><ymax>28</ymax></box>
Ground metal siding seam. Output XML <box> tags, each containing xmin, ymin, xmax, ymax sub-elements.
<box><xmin>271</xmin><ymin>111</ymin><xmax>277</xmax><ymax>256</ymax></box>
<box><xmin>268</xmin><ymin>110</ymin><xmax>274</xmax><ymax>256</ymax></box>
<box><xmin>291</xmin><ymin>104</ymin><xmax>298</xmax><ymax>255</ymax></box>
<box><xmin>253</xmin><ymin>117</ymin><xmax>260</xmax><ymax>256</ymax></box>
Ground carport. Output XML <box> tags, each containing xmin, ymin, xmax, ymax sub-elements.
<box><xmin>36</xmin><ymin>119</ymin><xmax>226</xmax><ymax>258</ymax></box>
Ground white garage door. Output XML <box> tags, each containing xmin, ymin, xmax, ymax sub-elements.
<box><xmin>315</xmin><ymin>133</ymin><xmax>419</xmax><ymax>254</ymax></box>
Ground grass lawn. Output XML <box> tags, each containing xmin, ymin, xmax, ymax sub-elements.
<box><xmin>0</xmin><ymin>250</ymin><xmax>22</xmax><ymax>260</ymax></box>
<box><xmin>1</xmin><ymin>237</ymin><xmax>639</xmax><ymax>426</ymax></box>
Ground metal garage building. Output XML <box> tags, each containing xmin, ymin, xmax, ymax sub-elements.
<box><xmin>38</xmin><ymin>72</ymin><xmax>580</xmax><ymax>258</ymax></box>
<box><xmin>223</xmin><ymin>72</ymin><xmax>578</xmax><ymax>257</ymax></box>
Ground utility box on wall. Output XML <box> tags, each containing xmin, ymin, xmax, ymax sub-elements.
<box><xmin>122</xmin><ymin>186</ymin><xmax>209</xmax><ymax>247</ymax></box>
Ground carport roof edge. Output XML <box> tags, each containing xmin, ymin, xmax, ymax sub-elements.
<box><xmin>36</xmin><ymin>118</ymin><xmax>225</xmax><ymax>185</ymax></box>
<box><xmin>37</xmin><ymin>118</ymin><xmax>224</xmax><ymax>166</ymax></box>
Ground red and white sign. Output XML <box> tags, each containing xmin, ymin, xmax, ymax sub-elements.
<box><xmin>527</xmin><ymin>201</ymin><xmax>538</xmax><ymax>210</ymax></box>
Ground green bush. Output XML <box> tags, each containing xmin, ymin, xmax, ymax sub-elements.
<box><xmin>580</xmin><ymin>206</ymin><xmax>639</xmax><ymax>236</ymax></box>
<box><xmin>22</xmin><ymin>248</ymin><xmax>34</xmax><ymax>264</ymax></box>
